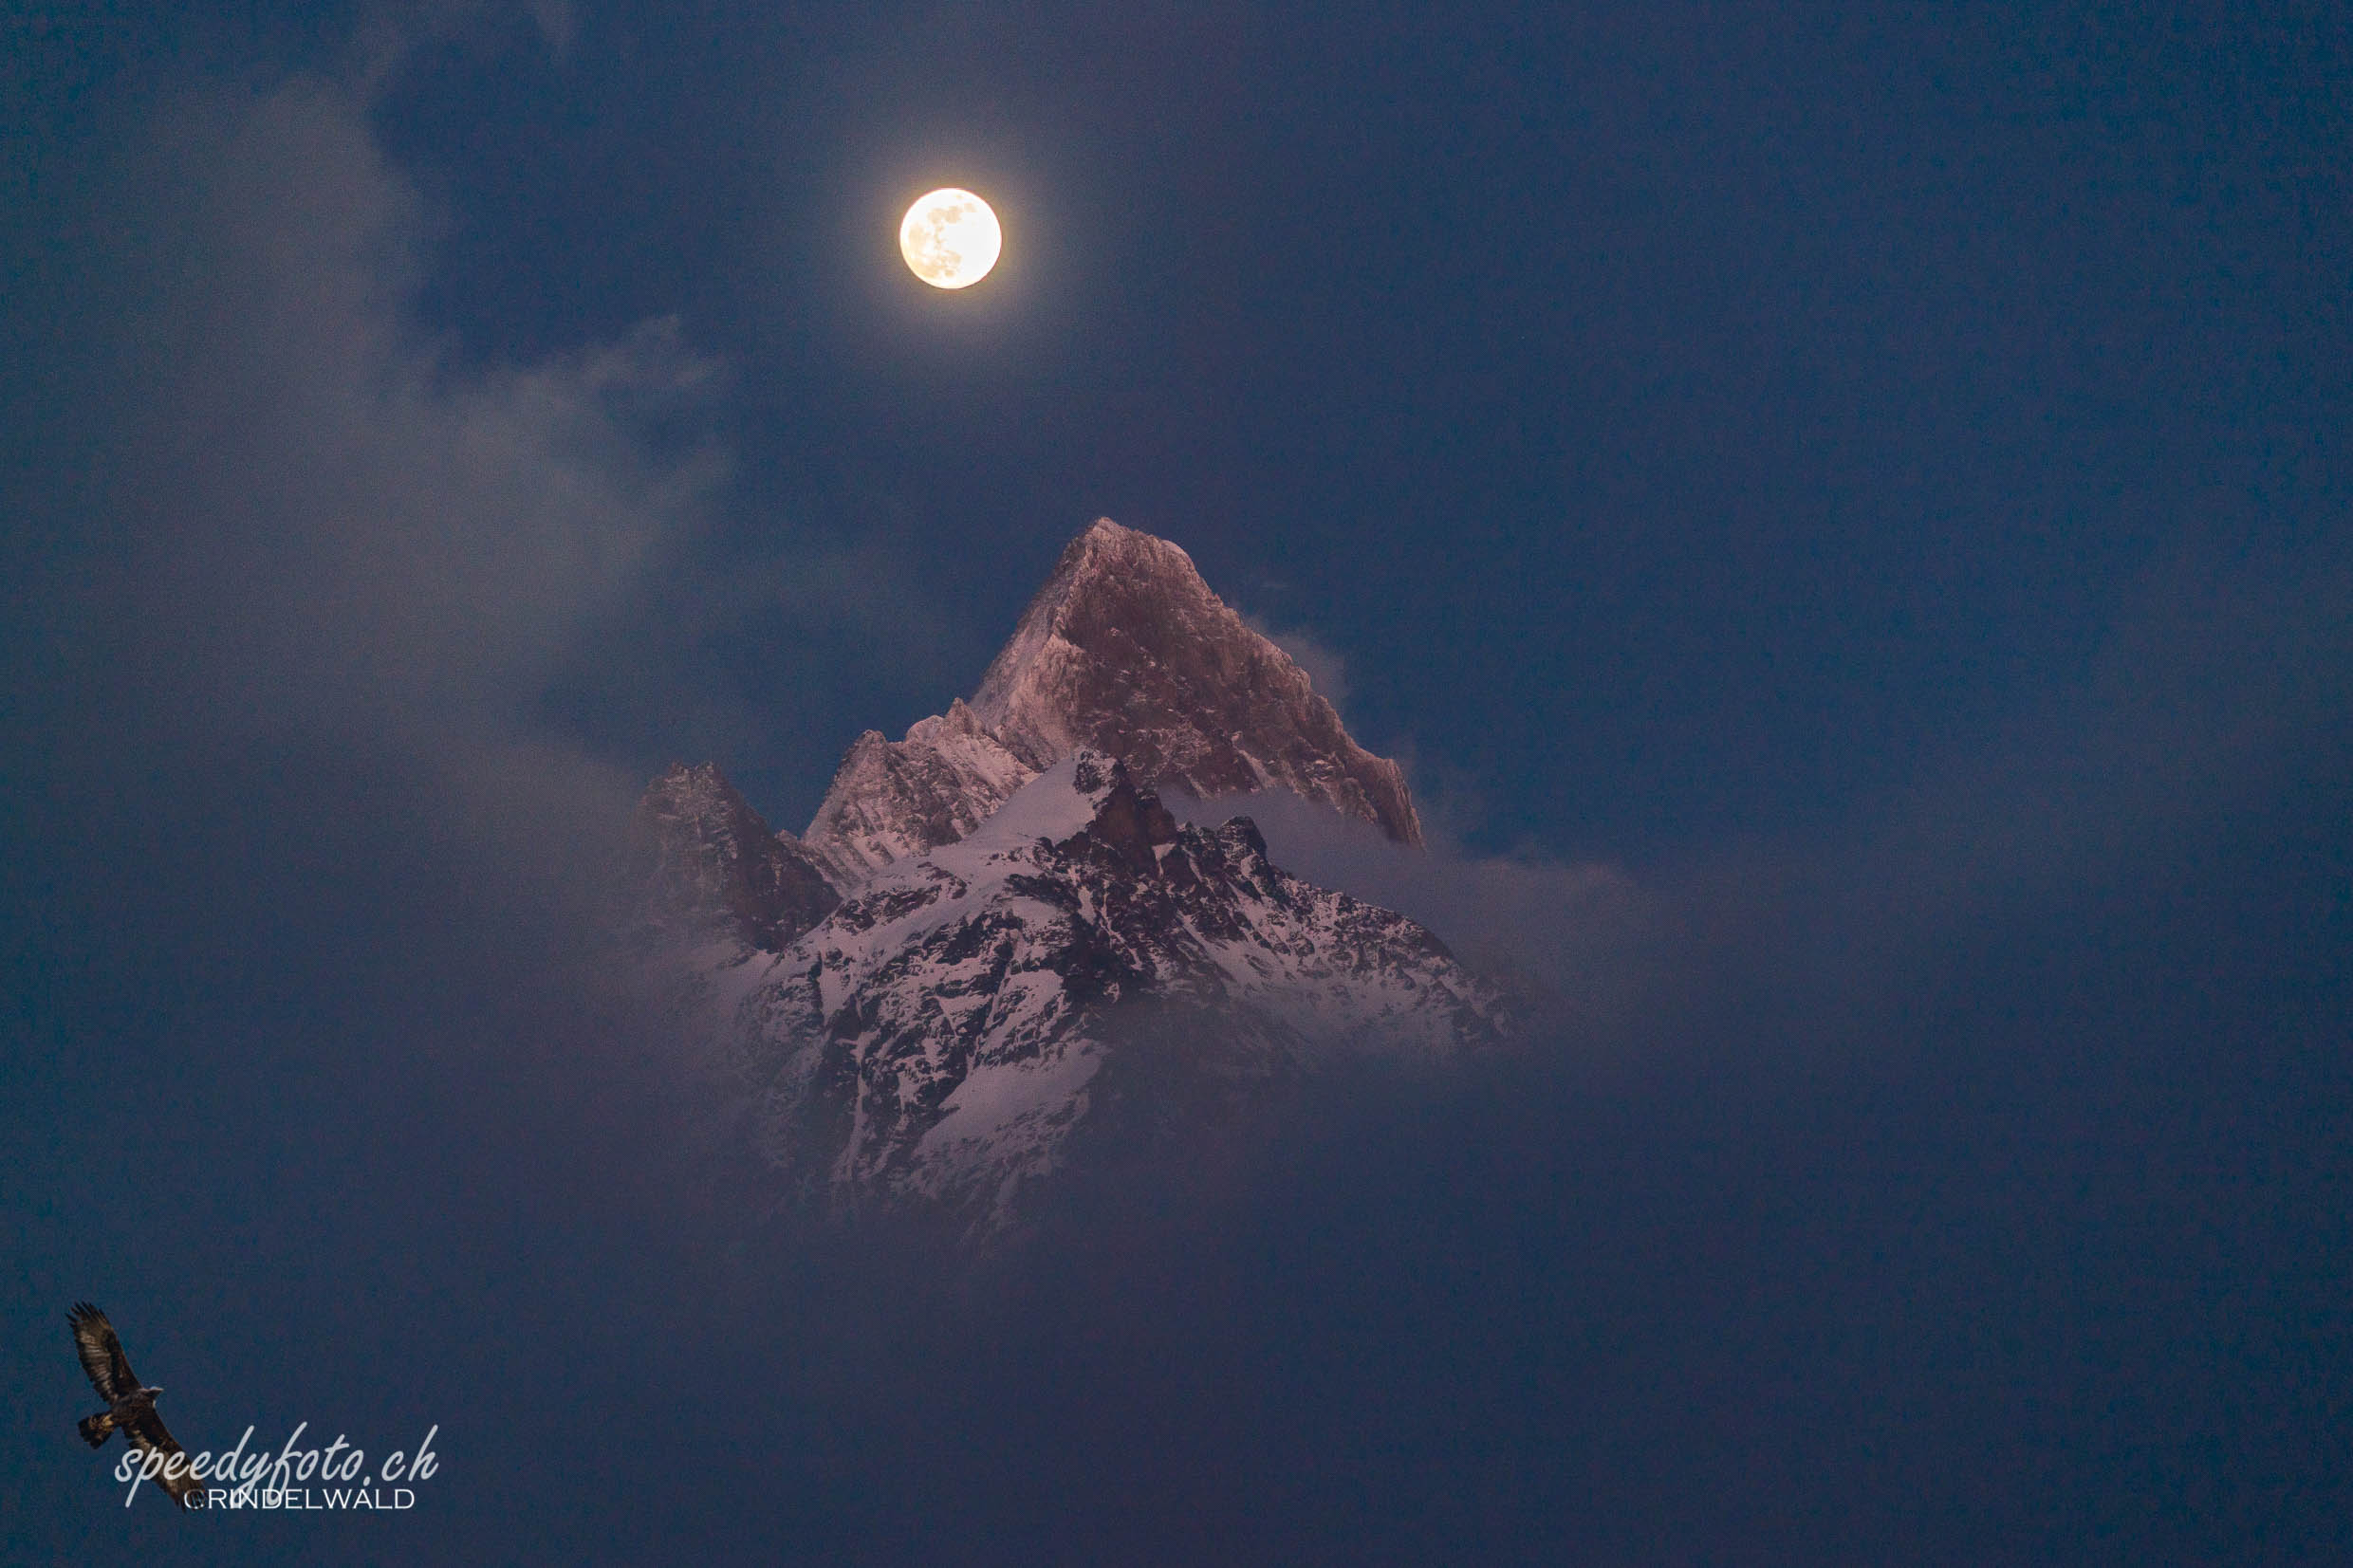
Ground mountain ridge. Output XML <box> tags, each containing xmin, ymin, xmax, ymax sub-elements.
<box><xmin>716</xmin><ymin>753</ymin><xmax>1503</xmax><ymax>1233</ymax></box>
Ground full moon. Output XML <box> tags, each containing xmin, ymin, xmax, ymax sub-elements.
<box><xmin>899</xmin><ymin>189</ymin><xmax>1002</xmax><ymax>289</ymax></box>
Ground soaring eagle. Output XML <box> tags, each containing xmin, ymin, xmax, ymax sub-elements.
<box><xmin>70</xmin><ymin>1301</ymin><xmax>202</xmax><ymax>1508</ymax></box>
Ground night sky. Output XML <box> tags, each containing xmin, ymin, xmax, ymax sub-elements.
<box><xmin>4</xmin><ymin>2</ymin><xmax>2350</xmax><ymax>1562</ymax></box>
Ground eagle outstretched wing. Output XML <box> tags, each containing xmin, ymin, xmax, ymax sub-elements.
<box><xmin>68</xmin><ymin>1301</ymin><xmax>137</xmax><ymax>1404</ymax></box>
<box><xmin>68</xmin><ymin>1301</ymin><xmax>203</xmax><ymax>1509</ymax></box>
<box><xmin>121</xmin><ymin>1407</ymin><xmax>203</xmax><ymax>1508</ymax></box>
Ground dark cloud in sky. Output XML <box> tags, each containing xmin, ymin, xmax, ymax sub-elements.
<box><xmin>3</xmin><ymin>4</ymin><xmax>2350</xmax><ymax>1564</ymax></box>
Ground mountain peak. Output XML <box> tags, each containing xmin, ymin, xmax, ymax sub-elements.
<box><xmin>968</xmin><ymin>518</ymin><xmax>1422</xmax><ymax>844</ymax></box>
<box><xmin>1069</xmin><ymin>515</ymin><xmax>1203</xmax><ymax>587</ymax></box>
<box><xmin>631</xmin><ymin>761</ymin><xmax>838</xmax><ymax>950</ymax></box>
<box><xmin>798</xmin><ymin>518</ymin><xmax>1422</xmax><ymax>886</ymax></box>
<box><xmin>968</xmin><ymin>520</ymin><xmax>1220</xmax><ymax>744</ymax></box>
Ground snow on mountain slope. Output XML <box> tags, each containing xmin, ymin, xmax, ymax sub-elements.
<box><xmin>724</xmin><ymin>754</ymin><xmax>1502</xmax><ymax>1234</ymax></box>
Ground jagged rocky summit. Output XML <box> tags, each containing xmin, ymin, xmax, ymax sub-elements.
<box><xmin>801</xmin><ymin>518</ymin><xmax>1421</xmax><ymax>886</ymax></box>
<box><xmin>632</xmin><ymin>763</ymin><xmax>837</xmax><ymax>950</ymax></box>
<box><xmin>638</xmin><ymin>518</ymin><xmax>1503</xmax><ymax>1237</ymax></box>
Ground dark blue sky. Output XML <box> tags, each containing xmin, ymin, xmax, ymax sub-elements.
<box><xmin>3</xmin><ymin>2</ymin><xmax>2350</xmax><ymax>1562</ymax></box>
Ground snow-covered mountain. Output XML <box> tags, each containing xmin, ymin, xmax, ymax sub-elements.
<box><xmin>729</xmin><ymin>755</ymin><xmax>1500</xmax><ymax>1229</ymax></box>
<box><xmin>640</xmin><ymin>519</ymin><xmax>1502</xmax><ymax>1236</ymax></box>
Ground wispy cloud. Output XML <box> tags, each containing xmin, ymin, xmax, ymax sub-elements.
<box><xmin>1239</xmin><ymin>611</ymin><xmax>1351</xmax><ymax>712</ymax></box>
<box><xmin>67</xmin><ymin>78</ymin><xmax>718</xmax><ymax>756</ymax></box>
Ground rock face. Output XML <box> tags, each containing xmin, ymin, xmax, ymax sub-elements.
<box><xmin>633</xmin><ymin>763</ymin><xmax>839</xmax><ymax>951</ymax></box>
<box><xmin>635</xmin><ymin>518</ymin><xmax>1494</xmax><ymax>1238</ymax></box>
<box><xmin>731</xmin><ymin>755</ymin><xmax>1502</xmax><ymax>1232</ymax></box>
<box><xmin>798</xmin><ymin>518</ymin><xmax>1420</xmax><ymax>885</ymax></box>
<box><xmin>970</xmin><ymin>519</ymin><xmax>1421</xmax><ymax>843</ymax></box>
<box><xmin>797</xmin><ymin>699</ymin><xmax>1034</xmax><ymax>887</ymax></box>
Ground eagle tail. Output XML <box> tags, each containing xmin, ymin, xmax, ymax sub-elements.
<box><xmin>79</xmin><ymin>1411</ymin><xmax>115</xmax><ymax>1448</ymax></box>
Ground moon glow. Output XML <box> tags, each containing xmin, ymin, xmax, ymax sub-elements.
<box><xmin>899</xmin><ymin>189</ymin><xmax>1002</xmax><ymax>289</ymax></box>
